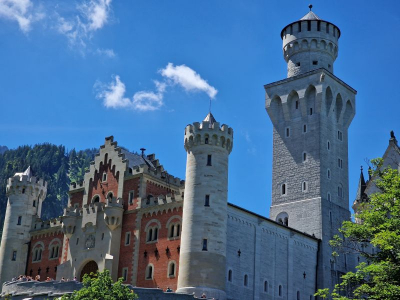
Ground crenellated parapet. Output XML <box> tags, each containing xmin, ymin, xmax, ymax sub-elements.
<box><xmin>184</xmin><ymin>113</ymin><xmax>234</xmax><ymax>153</ymax></box>
<box><xmin>6</xmin><ymin>174</ymin><xmax>47</xmax><ymax>198</ymax></box>
<box><xmin>128</xmin><ymin>163</ymin><xmax>184</xmax><ymax>187</ymax></box>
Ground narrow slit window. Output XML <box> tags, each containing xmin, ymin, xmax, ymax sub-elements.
<box><xmin>317</xmin><ymin>21</ymin><xmax>321</xmax><ymax>31</ymax></box>
<box><xmin>123</xmin><ymin>268</ymin><xmax>128</xmax><ymax>281</ymax></box>
<box><xmin>205</xmin><ymin>195</ymin><xmax>210</xmax><ymax>207</ymax></box>
<box><xmin>309</xmin><ymin>108</ymin><xmax>313</xmax><ymax>115</ymax></box>
<box><xmin>244</xmin><ymin>274</ymin><xmax>248</xmax><ymax>286</ymax></box>
<box><xmin>327</xmin><ymin>141</ymin><xmax>330</xmax><ymax>150</ymax></box>
<box><xmin>12</xmin><ymin>251</ymin><xmax>17</xmax><ymax>261</ymax></box>
<box><xmin>302</xmin><ymin>181</ymin><xmax>307</xmax><ymax>192</ymax></box>
<box><xmin>202</xmin><ymin>239</ymin><xmax>208</xmax><ymax>251</ymax></box>
<box><xmin>286</xmin><ymin>127</ymin><xmax>290</xmax><ymax>138</ymax></box>
<box><xmin>326</xmin><ymin>24</ymin><xmax>329</xmax><ymax>33</ymax></box>
<box><xmin>205</xmin><ymin>137</ymin><xmax>209</xmax><ymax>144</ymax></box>
<box><xmin>228</xmin><ymin>270</ymin><xmax>232</xmax><ymax>282</ymax></box>
<box><xmin>307</xmin><ymin>21</ymin><xmax>311</xmax><ymax>31</ymax></box>
<box><xmin>17</xmin><ymin>216</ymin><xmax>22</xmax><ymax>225</ymax></box>
<box><xmin>327</xmin><ymin>169</ymin><xmax>331</xmax><ymax>179</ymax></box>
<box><xmin>33</xmin><ymin>200</ymin><xmax>36</xmax><ymax>207</ymax></box>
<box><xmin>279</xmin><ymin>285</ymin><xmax>282</xmax><ymax>296</ymax></box>
<box><xmin>298</xmin><ymin>22</ymin><xmax>301</xmax><ymax>32</ymax></box>
<box><xmin>264</xmin><ymin>280</ymin><xmax>268</xmax><ymax>292</ymax></box>
<box><xmin>303</xmin><ymin>152</ymin><xmax>307</xmax><ymax>162</ymax></box>
<box><xmin>125</xmin><ymin>232</ymin><xmax>131</xmax><ymax>245</ymax></box>
<box><xmin>327</xmin><ymin>192</ymin><xmax>331</xmax><ymax>202</ymax></box>
<box><xmin>303</xmin><ymin>124</ymin><xmax>307</xmax><ymax>133</ymax></box>
<box><xmin>128</xmin><ymin>191</ymin><xmax>134</xmax><ymax>205</ymax></box>
<box><xmin>207</xmin><ymin>155</ymin><xmax>212</xmax><ymax>166</ymax></box>
<box><xmin>281</xmin><ymin>184</ymin><xmax>286</xmax><ymax>195</ymax></box>
<box><xmin>295</xmin><ymin>101</ymin><xmax>299</xmax><ymax>109</ymax></box>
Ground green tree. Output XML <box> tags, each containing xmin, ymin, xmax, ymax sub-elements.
<box><xmin>62</xmin><ymin>270</ymin><xmax>137</xmax><ymax>300</ymax></box>
<box><xmin>316</xmin><ymin>158</ymin><xmax>400</xmax><ymax>299</ymax></box>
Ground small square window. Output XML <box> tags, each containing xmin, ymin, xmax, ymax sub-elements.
<box><xmin>296</xmin><ymin>62</ymin><xmax>301</xmax><ymax>67</ymax></box>
<box><xmin>313</xmin><ymin>61</ymin><xmax>318</xmax><ymax>65</ymax></box>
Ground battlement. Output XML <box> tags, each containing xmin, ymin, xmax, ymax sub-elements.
<box><xmin>69</xmin><ymin>180</ymin><xmax>84</xmax><ymax>191</ymax></box>
<box><xmin>6</xmin><ymin>174</ymin><xmax>47</xmax><ymax>198</ymax></box>
<box><xmin>184</xmin><ymin>119</ymin><xmax>233</xmax><ymax>153</ymax></box>
<box><xmin>128</xmin><ymin>163</ymin><xmax>184</xmax><ymax>187</ymax></box>
<box><xmin>32</xmin><ymin>217</ymin><xmax>63</xmax><ymax>231</ymax></box>
<box><xmin>141</xmin><ymin>192</ymin><xmax>184</xmax><ymax>208</ymax></box>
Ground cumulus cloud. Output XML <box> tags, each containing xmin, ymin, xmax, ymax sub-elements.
<box><xmin>160</xmin><ymin>63</ymin><xmax>218</xmax><ymax>99</ymax></box>
<box><xmin>0</xmin><ymin>0</ymin><xmax>44</xmax><ymax>33</ymax></box>
<box><xmin>96</xmin><ymin>63</ymin><xmax>217</xmax><ymax>112</ymax></box>
<box><xmin>56</xmin><ymin>0</ymin><xmax>113</xmax><ymax>52</ymax></box>
<box><xmin>95</xmin><ymin>75</ymin><xmax>131</xmax><ymax>108</ymax></box>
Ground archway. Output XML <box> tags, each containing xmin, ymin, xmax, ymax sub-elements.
<box><xmin>80</xmin><ymin>260</ymin><xmax>98</xmax><ymax>281</ymax></box>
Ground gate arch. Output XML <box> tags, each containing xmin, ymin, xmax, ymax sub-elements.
<box><xmin>79</xmin><ymin>260</ymin><xmax>98</xmax><ymax>281</ymax></box>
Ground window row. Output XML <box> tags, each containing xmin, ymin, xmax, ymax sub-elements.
<box><xmin>145</xmin><ymin>221</ymin><xmax>181</xmax><ymax>243</ymax></box>
<box><xmin>145</xmin><ymin>261</ymin><xmax>176</xmax><ymax>280</ymax></box>
<box><xmin>31</xmin><ymin>242</ymin><xmax>61</xmax><ymax>262</ymax></box>
<box><xmin>281</xmin><ymin>183</ymin><xmax>345</xmax><ymax>198</ymax></box>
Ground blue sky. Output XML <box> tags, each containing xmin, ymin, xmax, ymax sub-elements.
<box><xmin>0</xmin><ymin>0</ymin><xmax>399</xmax><ymax>217</ymax></box>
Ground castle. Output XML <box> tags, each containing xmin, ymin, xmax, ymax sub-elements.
<box><xmin>1</xmin><ymin>7</ymin><xmax>399</xmax><ymax>300</ymax></box>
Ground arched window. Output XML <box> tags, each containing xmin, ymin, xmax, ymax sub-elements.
<box><xmin>146</xmin><ymin>264</ymin><xmax>153</xmax><ymax>280</ymax></box>
<box><xmin>49</xmin><ymin>240</ymin><xmax>60</xmax><ymax>259</ymax></box>
<box><xmin>106</xmin><ymin>192</ymin><xmax>113</xmax><ymax>201</ymax></box>
<box><xmin>279</xmin><ymin>285</ymin><xmax>282</xmax><ymax>296</ymax></box>
<box><xmin>168</xmin><ymin>261</ymin><xmax>176</xmax><ymax>278</ymax></box>
<box><xmin>153</xmin><ymin>227</ymin><xmax>158</xmax><ymax>240</ymax></box>
<box><xmin>302</xmin><ymin>181</ymin><xmax>308</xmax><ymax>192</ymax></box>
<box><xmin>169</xmin><ymin>224</ymin><xmax>175</xmax><ymax>238</ymax></box>
<box><xmin>147</xmin><ymin>228</ymin><xmax>153</xmax><ymax>242</ymax></box>
<box><xmin>284</xmin><ymin>217</ymin><xmax>288</xmax><ymax>226</ymax></box>
<box><xmin>281</xmin><ymin>184</ymin><xmax>286</xmax><ymax>195</ymax></box>
<box><xmin>244</xmin><ymin>274</ymin><xmax>248</xmax><ymax>286</ymax></box>
<box><xmin>264</xmin><ymin>280</ymin><xmax>268</xmax><ymax>292</ymax></box>
<box><xmin>32</xmin><ymin>243</ymin><xmax>44</xmax><ymax>262</ymax></box>
<box><xmin>228</xmin><ymin>270</ymin><xmax>232</xmax><ymax>282</ymax></box>
<box><xmin>92</xmin><ymin>195</ymin><xmax>100</xmax><ymax>203</ymax></box>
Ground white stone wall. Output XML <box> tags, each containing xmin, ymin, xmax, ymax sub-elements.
<box><xmin>226</xmin><ymin>205</ymin><xmax>318</xmax><ymax>300</ymax></box>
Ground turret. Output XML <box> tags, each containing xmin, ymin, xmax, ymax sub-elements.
<box><xmin>177</xmin><ymin>113</ymin><xmax>233</xmax><ymax>300</ymax></box>
<box><xmin>0</xmin><ymin>167</ymin><xmax>47</xmax><ymax>290</ymax></box>
<box><xmin>352</xmin><ymin>167</ymin><xmax>368</xmax><ymax>224</ymax></box>
<box><xmin>282</xmin><ymin>5</ymin><xmax>340</xmax><ymax>77</ymax></box>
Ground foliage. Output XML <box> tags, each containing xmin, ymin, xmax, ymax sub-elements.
<box><xmin>316</xmin><ymin>158</ymin><xmax>400</xmax><ymax>299</ymax></box>
<box><xmin>0</xmin><ymin>144</ymin><xmax>97</xmax><ymax>231</ymax></box>
<box><xmin>61</xmin><ymin>270</ymin><xmax>137</xmax><ymax>300</ymax></box>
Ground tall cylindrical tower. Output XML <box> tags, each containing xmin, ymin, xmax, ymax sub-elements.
<box><xmin>281</xmin><ymin>5</ymin><xmax>340</xmax><ymax>77</ymax></box>
<box><xmin>177</xmin><ymin>113</ymin><xmax>233</xmax><ymax>300</ymax></box>
<box><xmin>0</xmin><ymin>167</ymin><xmax>47</xmax><ymax>289</ymax></box>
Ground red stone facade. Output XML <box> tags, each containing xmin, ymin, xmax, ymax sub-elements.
<box><xmin>27</xmin><ymin>231</ymin><xmax>64</xmax><ymax>280</ymax></box>
<box><xmin>136</xmin><ymin>207</ymin><xmax>182</xmax><ymax>290</ymax></box>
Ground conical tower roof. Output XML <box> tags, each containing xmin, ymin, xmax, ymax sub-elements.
<box><xmin>203</xmin><ymin>112</ymin><xmax>216</xmax><ymax>125</ymax></box>
<box><xmin>300</xmin><ymin>11</ymin><xmax>321</xmax><ymax>21</ymax></box>
<box><xmin>355</xmin><ymin>167</ymin><xmax>367</xmax><ymax>201</ymax></box>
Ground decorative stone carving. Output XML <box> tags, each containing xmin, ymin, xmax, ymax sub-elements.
<box><xmin>85</xmin><ymin>234</ymin><xmax>95</xmax><ymax>249</ymax></box>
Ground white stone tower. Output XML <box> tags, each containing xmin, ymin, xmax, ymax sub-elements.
<box><xmin>265</xmin><ymin>6</ymin><xmax>356</xmax><ymax>291</ymax></box>
<box><xmin>0</xmin><ymin>167</ymin><xmax>47</xmax><ymax>288</ymax></box>
<box><xmin>177</xmin><ymin>113</ymin><xmax>233</xmax><ymax>300</ymax></box>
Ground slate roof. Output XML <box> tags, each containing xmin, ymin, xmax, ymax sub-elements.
<box><xmin>300</xmin><ymin>11</ymin><xmax>321</xmax><ymax>21</ymax></box>
<box><xmin>120</xmin><ymin>148</ymin><xmax>155</xmax><ymax>170</ymax></box>
<box><xmin>203</xmin><ymin>112</ymin><xmax>216</xmax><ymax>125</ymax></box>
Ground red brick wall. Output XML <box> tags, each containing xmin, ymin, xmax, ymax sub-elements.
<box><xmin>123</xmin><ymin>177</ymin><xmax>141</xmax><ymax>210</ymax></box>
<box><xmin>69</xmin><ymin>191</ymin><xmax>83</xmax><ymax>208</ymax></box>
<box><xmin>136</xmin><ymin>207</ymin><xmax>182</xmax><ymax>291</ymax></box>
<box><xmin>118</xmin><ymin>212</ymin><xmax>137</xmax><ymax>283</ymax></box>
<box><xmin>87</xmin><ymin>159</ymin><xmax>119</xmax><ymax>205</ymax></box>
<box><xmin>27</xmin><ymin>232</ymin><xmax>64</xmax><ymax>280</ymax></box>
<box><xmin>146</xmin><ymin>181</ymin><xmax>175</xmax><ymax>197</ymax></box>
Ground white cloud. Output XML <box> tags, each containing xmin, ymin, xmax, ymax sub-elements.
<box><xmin>96</xmin><ymin>63</ymin><xmax>218</xmax><ymax>112</ymax></box>
<box><xmin>56</xmin><ymin>0</ymin><xmax>112</xmax><ymax>52</ymax></box>
<box><xmin>160</xmin><ymin>63</ymin><xmax>218</xmax><ymax>99</ymax></box>
<box><xmin>0</xmin><ymin>0</ymin><xmax>44</xmax><ymax>33</ymax></box>
<box><xmin>95</xmin><ymin>75</ymin><xmax>131</xmax><ymax>108</ymax></box>
<box><xmin>96</xmin><ymin>48</ymin><xmax>115</xmax><ymax>58</ymax></box>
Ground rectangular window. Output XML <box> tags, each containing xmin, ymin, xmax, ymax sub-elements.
<box><xmin>205</xmin><ymin>137</ymin><xmax>209</xmax><ymax>144</ymax></box>
<box><xmin>128</xmin><ymin>191</ymin><xmax>134</xmax><ymax>205</ymax></box>
<box><xmin>12</xmin><ymin>251</ymin><xmax>17</xmax><ymax>261</ymax></box>
<box><xmin>303</xmin><ymin>124</ymin><xmax>307</xmax><ymax>133</ymax></box>
<box><xmin>285</xmin><ymin>127</ymin><xmax>290</xmax><ymax>138</ymax></box>
<box><xmin>317</xmin><ymin>21</ymin><xmax>321</xmax><ymax>31</ymax></box>
<box><xmin>205</xmin><ymin>195</ymin><xmax>210</xmax><ymax>207</ymax></box>
<box><xmin>338</xmin><ymin>130</ymin><xmax>343</xmax><ymax>141</ymax></box>
<box><xmin>313</xmin><ymin>61</ymin><xmax>318</xmax><ymax>65</ymax></box>
<box><xmin>338</xmin><ymin>158</ymin><xmax>343</xmax><ymax>169</ymax></box>
<box><xmin>76</xmin><ymin>238</ymin><xmax>79</xmax><ymax>245</ymax></box>
<box><xmin>298</xmin><ymin>22</ymin><xmax>301</xmax><ymax>32</ymax></box>
<box><xmin>295</xmin><ymin>101</ymin><xmax>299</xmax><ymax>109</ymax></box>
<box><xmin>125</xmin><ymin>232</ymin><xmax>131</xmax><ymax>245</ymax></box>
<box><xmin>17</xmin><ymin>216</ymin><xmax>22</xmax><ymax>225</ymax></box>
<box><xmin>202</xmin><ymin>239</ymin><xmax>208</xmax><ymax>251</ymax></box>
<box><xmin>122</xmin><ymin>268</ymin><xmax>128</xmax><ymax>281</ymax></box>
<box><xmin>207</xmin><ymin>155</ymin><xmax>212</xmax><ymax>166</ymax></box>
<box><xmin>307</xmin><ymin>20</ymin><xmax>311</xmax><ymax>31</ymax></box>
<box><xmin>309</xmin><ymin>108</ymin><xmax>313</xmax><ymax>115</ymax></box>
<box><xmin>326</xmin><ymin>24</ymin><xmax>330</xmax><ymax>33</ymax></box>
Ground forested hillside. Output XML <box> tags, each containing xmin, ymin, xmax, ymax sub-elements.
<box><xmin>0</xmin><ymin>144</ymin><xmax>97</xmax><ymax>233</ymax></box>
